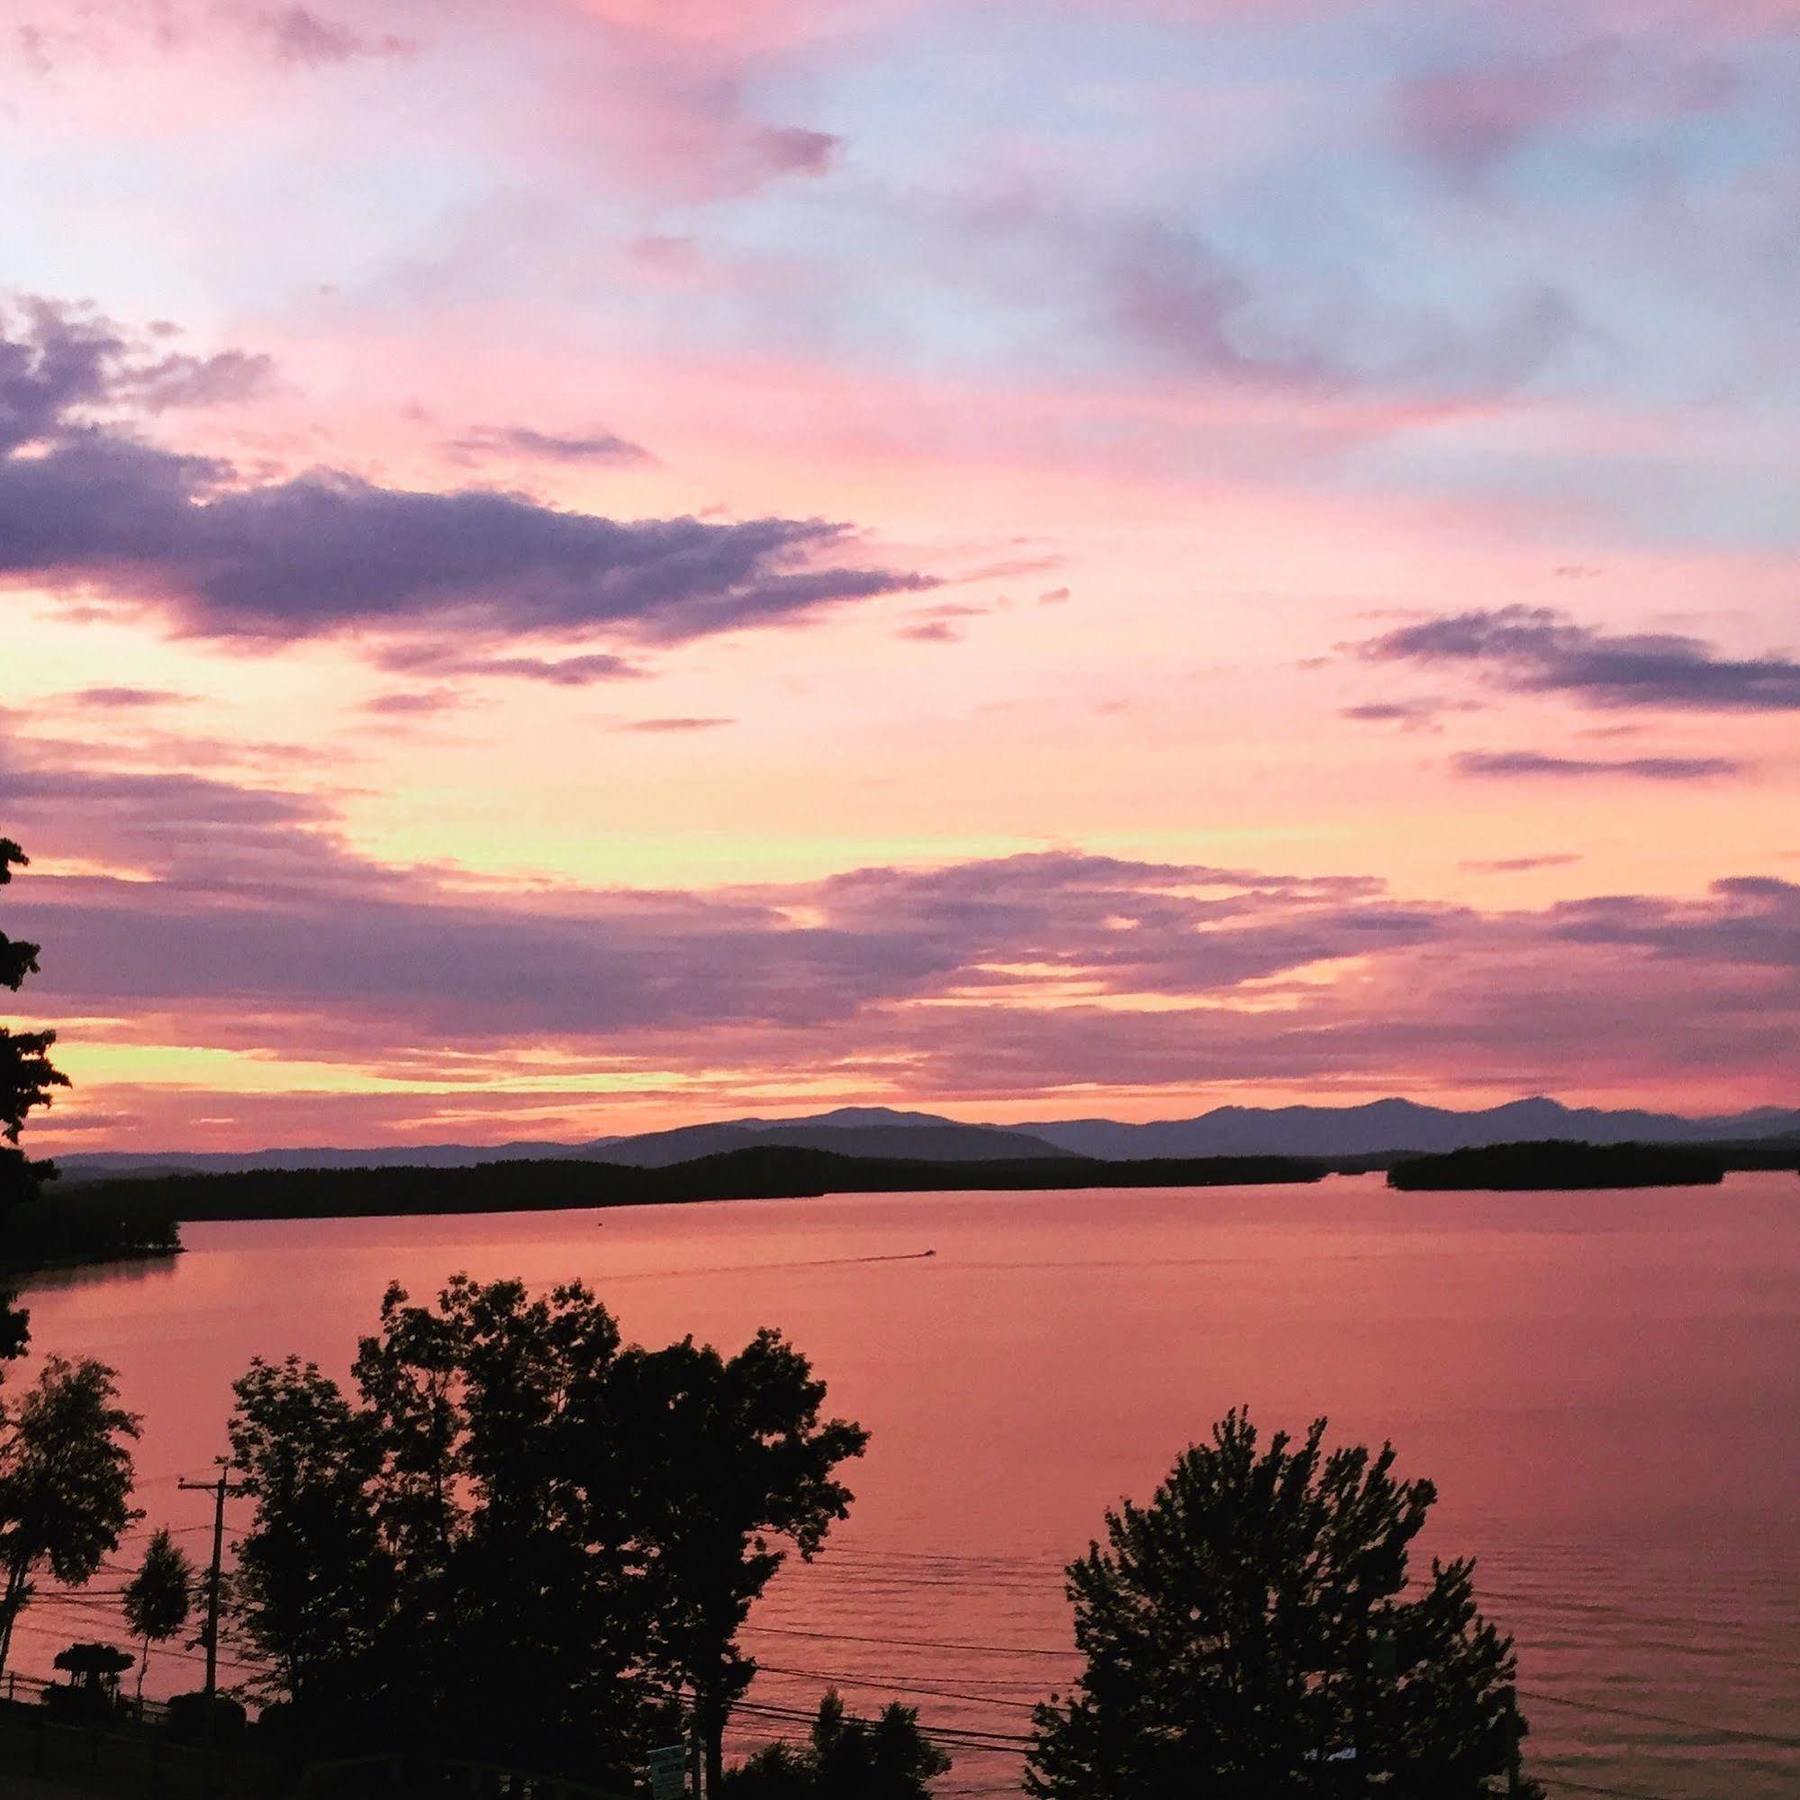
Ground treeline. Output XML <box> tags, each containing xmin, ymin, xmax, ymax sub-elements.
<box><xmin>1</xmin><ymin>1185</ymin><xmax>181</xmax><ymax>1275</ymax></box>
<box><xmin>1388</xmin><ymin>1140</ymin><xmax>1737</xmax><ymax>1191</ymax></box>
<box><xmin>24</xmin><ymin>1135</ymin><xmax>1797</xmax><ymax>1246</ymax></box>
<box><xmin>74</xmin><ymin>1144</ymin><xmax>1330</xmax><ymax>1225</ymax></box>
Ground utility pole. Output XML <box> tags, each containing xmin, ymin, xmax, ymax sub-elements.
<box><xmin>179</xmin><ymin>1458</ymin><xmax>246</xmax><ymax>1792</ymax></box>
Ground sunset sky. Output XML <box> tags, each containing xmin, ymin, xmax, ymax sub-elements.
<box><xmin>2</xmin><ymin>0</ymin><xmax>1797</xmax><ymax>1151</ymax></box>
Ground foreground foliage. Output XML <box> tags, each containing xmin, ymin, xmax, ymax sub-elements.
<box><xmin>723</xmin><ymin>1690</ymin><xmax>950</xmax><ymax>1799</ymax></box>
<box><xmin>0</xmin><ymin>1356</ymin><xmax>141</xmax><ymax>1681</ymax></box>
<box><xmin>229</xmin><ymin>1275</ymin><xmax>868</xmax><ymax>1789</ymax></box>
<box><xmin>1</xmin><ymin>838</ymin><xmax>71</xmax><ymax>1363</ymax></box>
<box><xmin>122</xmin><ymin>1526</ymin><xmax>195</xmax><ymax>1703</ymax></box>
<box><xmin>1027</xmin><ymin>1411</ymin><xmax>1541</xmax><ymax>1800</ymax></box>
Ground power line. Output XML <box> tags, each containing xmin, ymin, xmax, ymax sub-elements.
<box><xmin>752</xmin><ymin>1663</ymin><xmax>1046</xmax><ymax>1698</ymax></box>
<box><xmin>16</xmin><ymin>1531</ymin><xmax>1792</xmax><ymax>1796</ymax></box>
<box><xmin>790</xmin><ymin>1555</ymin><xmax>1789</xmax><ymax>1658</ymax></box>
<box><xmin>8</xmin><ymin>1599</ymin><xmax>264</xmax><ymax>1678</ymax></box>
<box><xmin>748</xmin><ymin>1622</ymin><xmax>1797</xmax><ymax>1754</ymax></box>
<box><xmin>733</xmin><ymin>1699</ymin><xmax>1032</xmax><ymax>1754</ymax></box>
<box><xmin>1476</xmin><ymin>1583</ymin><xmax>1782</xmax><ymax>1641</ymax></box>
<box><xmin>801</xmin><ymin>1547</ymin><xmax>1781</xmax><ymax>1624</ymax></box>
<box><xmin>1538</xmin><ymin>1777</ymin><xmax>1666</xmax><ymax>1800</ymax></box>
<box><xmin>1517</xmin><ymin>1688</ymin><xmax>1800</xmax><ymax>1750</ymax></box>
<box><xmin>751</xmin><ymin>1662</ymin><xmax>1037</xmax><ymax>1714</ymax></box>
<box><xmin>116</xmin><ymin>1521</ymin><xmax>239</xmax><ymax>1542</ymax></box>
<box><xmin>747</xmin><ymin>1620</ymin><xmax>1073</xmax><ymax>1659</ymax></box>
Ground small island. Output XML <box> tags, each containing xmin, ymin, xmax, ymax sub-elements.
<box><xmin>1387</xmin><ymin>1140</ymin><xmax>1729</xmax><ymax>1192</ymax></box>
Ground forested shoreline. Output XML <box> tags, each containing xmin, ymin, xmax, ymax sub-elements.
<box><xmin>21</xmin><ymin>1136</ymin><xmax>1794</xmax><ymax>1255</ymax></box>
<box><xmin>61</xmin><ymin>1145</ymin><xmax>1328</xmax><ymax>1226</ymax></box>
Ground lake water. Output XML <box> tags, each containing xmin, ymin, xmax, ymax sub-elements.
<box><xmin>12</xmin><ymin>1172</ymin><xmax>1799</xmax><ymax>1798</ymax></box>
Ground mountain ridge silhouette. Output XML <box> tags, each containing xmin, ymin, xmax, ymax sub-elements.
<box><xmin>55</xmin><ymin>1095</ymin><xmax>1800</xmax><ymax>1181</ymax></box>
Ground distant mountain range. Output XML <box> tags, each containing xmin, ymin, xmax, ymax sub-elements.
<box><xmin>54</xmin><ymin>1097</ymin><xmax>1800</xmax><ymax>1182</ymax></box>
<box><xmin>1016</xmin><ymin>1096</ymin><xmax>1800</xmax><ymax>1159</ymax></box>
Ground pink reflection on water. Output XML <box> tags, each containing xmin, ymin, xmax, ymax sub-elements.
<box><xmin>14</xmin><ymin>1172</ymin><xmax>1800</xmax><ymax>1797</ymax></box>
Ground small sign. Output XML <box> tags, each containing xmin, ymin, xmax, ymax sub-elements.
<box><xmin>647</xmin><ymin>1744</ymin><xmax>687</xmax><ymax>1800</ymax></box>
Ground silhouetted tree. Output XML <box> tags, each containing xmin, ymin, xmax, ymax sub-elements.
<box><xmin>603</xmin><ymin>1328</ymin><xmax>869</xmax><ymax>1794</ymax></box>
<box><xmin>227</xmin><ymin>1276</ymin><xmax>866</xmax><ymax>1790</ymax></box>
<box><xmin>0</xmin><ymin>838</ymin><xmax>70</xmax><ymax>1364</ymax></box>
<box><xmin>1026</xmin><ymin>1411</ymin><xmax>1540</xmax><ymax>1800</ymax></box>
<box><xmin>723</xmin><ymin>1690</ymin><xmax>951</xmax><ymax>1798</ymax></box>
<box><xmin>52</xmin><ymin>1640</ymin><xmax>134</xmax><ymax>1715</ymax></box>
<box><xmin>351</xmin><ymin>1276</ymin><xmax>647</xmax><ymax>1772</ymax></box>
<box><xmin>228</xmin><ymin>1355</ymin><xmax>393</xmax><ymax>1731</ymax></box>
<box><xmin>0</xmin><ymin>1355</ymin><xmax>141</xmax><ymax>1680</ymax></box>
<box><xmin>122</xmin><ymin>1525</ymin><xmax>195</xmax><ymax>1704</ymax></box>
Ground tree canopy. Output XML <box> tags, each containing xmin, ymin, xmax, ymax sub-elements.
<box><xmin>1026</xmin><ymin>1410</ymin><xmax>1540</xmax><ymax>1800</ymax></box>
<box><xmin>122</xmin><ymin>1525</ymin><xmax>195</xmax><ymax>1702</ymax></box>
<box><xmin>1</xmin><ymin>837</ymin><xmax>71</xmax><ymax>1363</ymax></box>
<box><xmin>723</xmin><ymin>1690</ymin><xmax>951</xmax><ymax>1799</ymax></box>
<box><xmin>54</xmin><ymin>1640</ymin><xmax>135</xmax><ymax>1685</ymax></box>
<box><xmin>600</xmin><ymin>1325</ymin><xmax>870</xmax><ymax>1792</ymax></box>
<box><xmin>228</xmin><ymin>1274</ymin><xmax>868</xmax><ymax>1789</ymax></box>
<box><xmin>0</xmin><ymin>1355</ymin><xmax>142</xmax><ymax>1681</ymax></box>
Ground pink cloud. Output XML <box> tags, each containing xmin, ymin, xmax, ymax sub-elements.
<box><xmin>6</xmin><ymin>748</ymin><xmax>1796</xmax><ymax>1150</ymax></box>
<box><xmin>1394</xmin><ymin>34</ymin><xmax>1738</xmax><ymax>183</ymax></box>
<box><xmin>3</xmin><ymin>0</ymin><xmax>850</xmax><ymax>202</ymax></box>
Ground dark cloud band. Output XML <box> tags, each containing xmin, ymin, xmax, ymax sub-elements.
<box><xmin>0</xmin><ymin>300</ymin><xmax>935</xmax><ymax>652</ymax></box>
<box><xmin>1454</xmin><ymin>749</ymin><xmax>1744</xmax><ymax>780</ymax></box>
<box><xmin>1359</xmin><ymin>606</ymin><xmax>1800</xmax><ymax>711</ymax></box>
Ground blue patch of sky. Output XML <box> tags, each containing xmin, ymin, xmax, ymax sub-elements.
<box><xmin>1</xmin><ymin>110</ymin><xmax>488</xmax><ymax>336</ymax></box>
<box><xmin>717</xmin><ymin>0</ymin><xmax>1795</xmax><ymax>405</ymax></box>
<box><xmin>1332</xmin><ymin>425</ymin><xmax>1800</xmax><ymax>554</ymax></box>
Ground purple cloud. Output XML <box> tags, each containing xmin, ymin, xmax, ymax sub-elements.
<box><xmin>0</xmin><ymin>302</ymin><xmax>936</xmax><ymax>652</ymax></box>
<box><xmin>6</xmin><ymin>750</ymin><xmax>1795</xmax><ymax>1113</ymax></box>
<box><xmin>1460</xmin><ymin>854</ymin><xmax>1584</xmax><ymax>873</ymax></box>
<box><xmin>754</xmin><ymin>127</ymin><xmax>841</xmax><ymax>177</ymax></box>
<box><xmin>1105</xmin><ymin>225</ymin><xmax>1331</xmax><ymax>385</ymax></box>
<box><xmin>1394</xmin><ymin>38</ymin><xmax>1621</xmax><ymax>182</ymax></box>
<box><xmin>1454</xmin><ymin>750</ymin><xmax>1744</xmax><ymax>781</ymax></box>
<box><xmin>256</xmin><ymin>5</ymin><xmax>413</xmax><ymax>68</ymax></box>
<box><xmin>1394</xmin><ymin>36</ymin><xmax>1738</xmax><ymax>184</ymax></box>
<box><xmin>0</xmin><ymin>758</ymin><xmax>341</xmax><ymax>890</ymax></box>
<box><xmin>1359</xmin><ymin>607</ymin><xmax>1800</xmax><ymax>711</ymax></box>
<box><xmin>362</xmin><ymin>690</ymin><xmax>468</xmax><ymax>717</ymax></box>
<box><xmin>0</xmin><ymin>756</ymin><xmax>1443</xmax><ymax>1039</ymax></box>
<box><xmin>6</xmin><ymin>3</ymin><xmax>411</xmax><ymax>72</ymax></box>
<box><xmin>0</xmin><ymin>443</ymin><xmax>931</xmax><ymax>642</ymax></box>
<box><xmin>0</xmin><ymin>298</ymin><xmax>268</xmax><ymax>450</ymax></box>
<box><xmin>63</xmin><ymin>687</ymin><xmax>194</xmax><ymax>709</ymax></box>
<box><xmin>448</xmin><ymin>424</ymin><xmax>651</xmax><ymax>466</ymax></box>
<box><xmin>1546</xmin><ymin>878</ymin><xmax>1800</xmax><ymax>970</ymax></box>
<box><xmin>377</xmin><ymin>646</ymin><xmax>647</xmax><ymax>686</ymax></box>
<box><xmin>1340</xmin><ymin>697</ymin><xmax>1471</xmax><ymax>730</ymax></box>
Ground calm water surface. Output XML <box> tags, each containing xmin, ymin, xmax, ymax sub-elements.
<box><xmin>15</xmin><ymin>1172</ymin><xmax>1800</xmax><ymax>1798</ymax></box>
